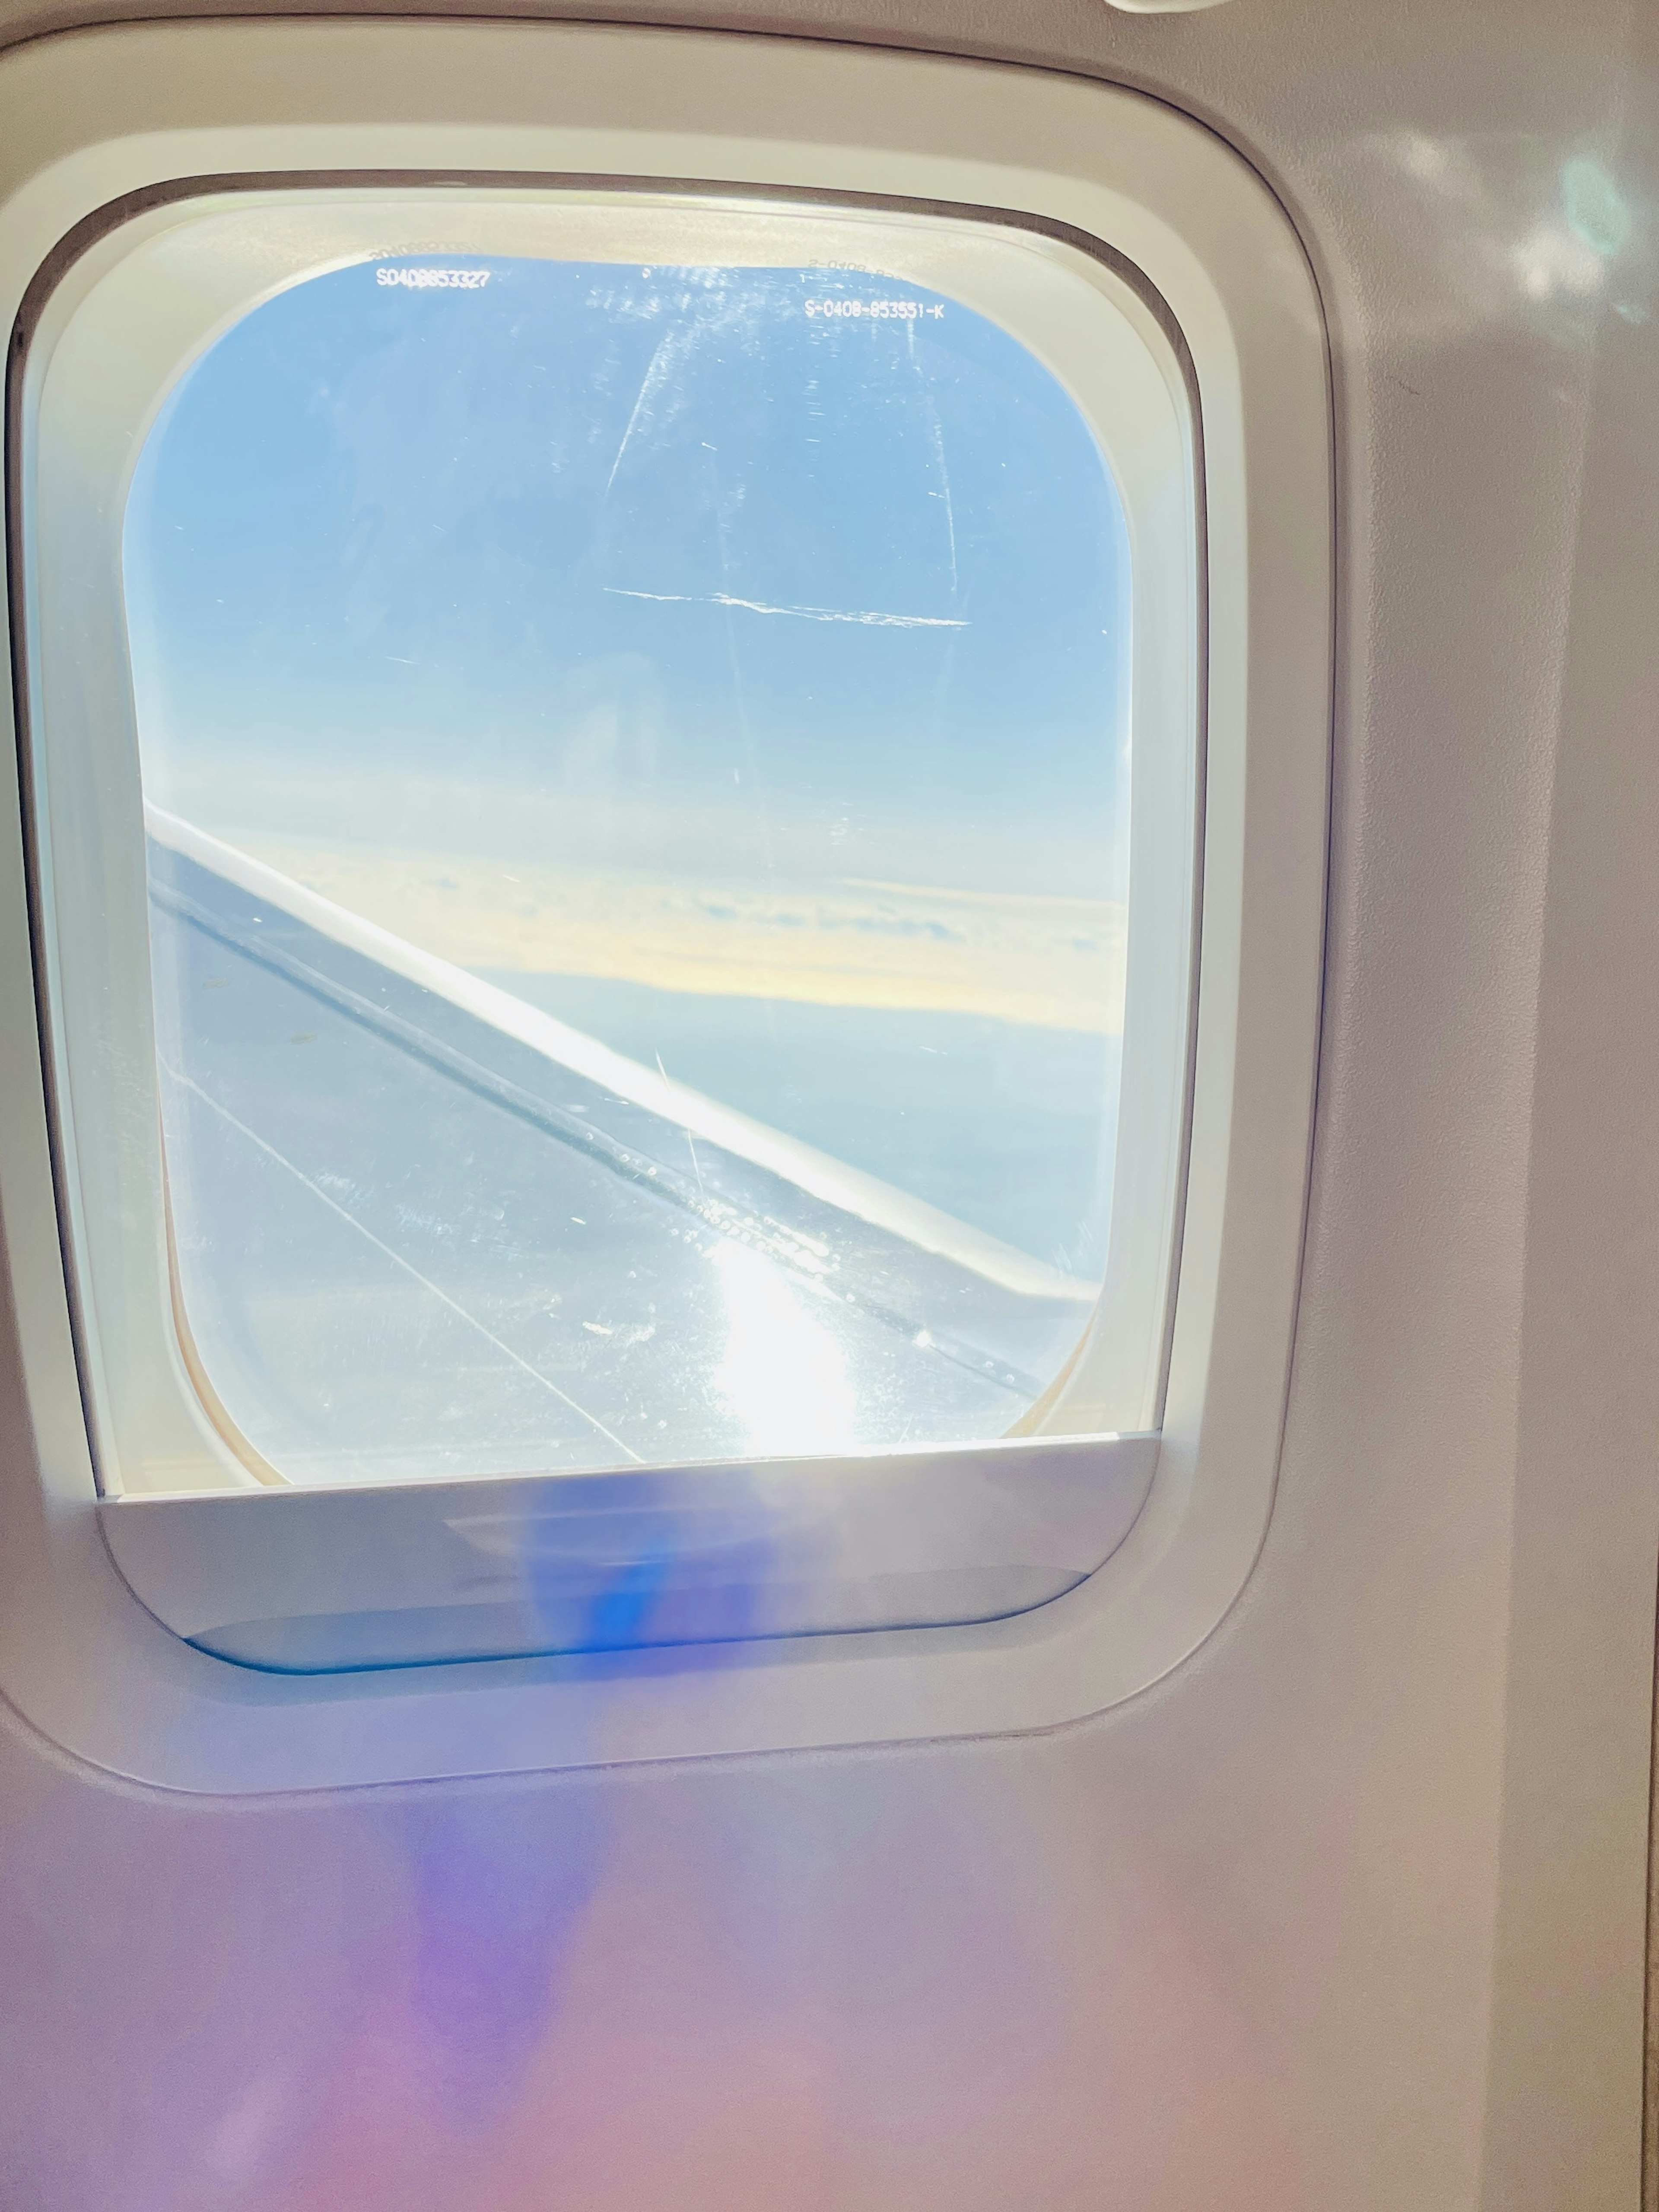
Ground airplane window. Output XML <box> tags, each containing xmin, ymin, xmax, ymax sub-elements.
<box><xmin>5</xmin><ymin>46</ymin><xmax>1323</xmax><ymax>1717</ymax></box>
<box><xmin>118</xmin><ymin>230</ymin><xmax>1152</xmax><ymax>1490</ymax></box>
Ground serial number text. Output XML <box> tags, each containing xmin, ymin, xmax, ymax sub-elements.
<box><xmin>804</xmin><ymin>298</ymin><xmax>945</xmax><ymax>320</ymax></box>
<box><xmin>376</xmin><ymin>268</ymin><xmax>492</xmax><ymax>290</ymax></box>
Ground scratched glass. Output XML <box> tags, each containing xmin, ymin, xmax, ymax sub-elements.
<box><xmin>124</xmin><ymin>240</ymin><xmax>1132</xmax><ymax>1485</ymax></box>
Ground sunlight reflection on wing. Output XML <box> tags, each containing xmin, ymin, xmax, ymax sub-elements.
<box><xmin>712</xmin><ymin>1239</ymin><xmax>858</xmax><ymax>1460</ymax></box>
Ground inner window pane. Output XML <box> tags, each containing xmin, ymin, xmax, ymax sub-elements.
<box><xmin>124</xmin><ymin>225</ymin><xmax>1132</xmax><ymax>1485</ymax></box>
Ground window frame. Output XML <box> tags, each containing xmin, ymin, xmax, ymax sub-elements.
<box><xmin>26</xmin><ymin>178</ymin><xmax>1199</xmax><ymax>1507</ymax></box>
<box><xmin>0</xmin><ymin>19</ymin><xmax>1329</xmax><ymax>1791</ymax></box>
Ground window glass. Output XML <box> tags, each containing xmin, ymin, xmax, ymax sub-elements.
<box><xmin>123</xmin><ymin>234</ymin><xmax>1135</xmax><ymax>1484</ymax></box>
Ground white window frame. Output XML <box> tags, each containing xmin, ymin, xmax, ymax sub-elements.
<box><xmin>31</xmin><ymin>183</ymin><xmax>1195</xmax><ymax>1499</ymax></box>
<box><xmin>0</xmin><ymin>19</ymin><xmax>1328</xmax><ymax>1792</ymax></box>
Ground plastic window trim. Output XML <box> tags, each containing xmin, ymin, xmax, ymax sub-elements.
<box><xmin>0</xmin><ymin>19</ymin><xmax>1329</xmax><ymax>1791</ymax></box>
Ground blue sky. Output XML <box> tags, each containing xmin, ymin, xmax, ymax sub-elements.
<box><xmin>124</xmin><ymin>253</ymin><xmax>1131</xmax><ymax>898</ymax></box>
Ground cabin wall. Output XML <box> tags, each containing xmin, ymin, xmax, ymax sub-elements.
<box><xmin>3</xmin><ymin>1</ymin><xmax>1656</xmax><ymax>2206</ymax></box>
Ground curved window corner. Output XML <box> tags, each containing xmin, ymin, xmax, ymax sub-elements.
<box><xmin>0</xmin><ymin>22</ymin><xmax>1328</xmax><ymax>1788</ymax></box>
